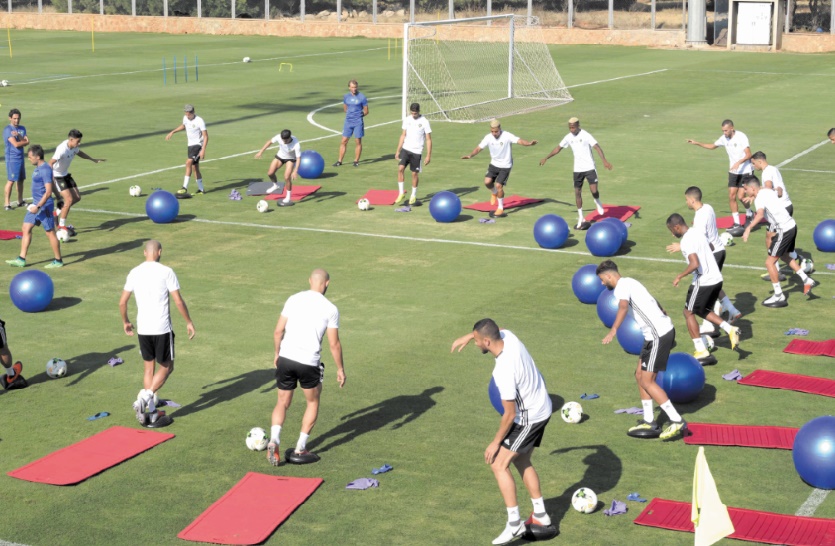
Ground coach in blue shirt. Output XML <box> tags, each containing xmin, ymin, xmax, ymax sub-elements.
<box><xmin>333</xmin><ymin>79</ymin><xmax>368</xmax><ymax>168</ymax></box>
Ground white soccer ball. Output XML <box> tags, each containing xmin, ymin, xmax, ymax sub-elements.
<box><xmin>801</xmin><ymin>258</ymin><xmax>814</xmax><ymax>274</ymax></box>
<box><xmin>256</xmin><ymin>200</ymin><xmax>269</xmax><ymax>213</ymax></box>
<box><xmin>720</xmin><ymin>232</ymin><xmax>734</xmax><ymax>247</ymax></box>
<box><xmin>56</xmin><ymin>229</ymin><xmax>70</xmax><ymax>243</ymax></box>
<box><xmin>701</xmin><ymin>335</ymin><xmax>715</xmax><ymax>352</ymax></box>
<box><xmin>560</xmin><ymin>401</ymin><xmax>583</xmax><ymax>424</ymax></box>
<box><xmin>246</xmin><ymin>427</ymin><xmax>269</xmax><ymax>451</ymax></box>
<box><xmin>0</xmin><ymin>80</ymin><xmax>8</xmax><ymax>87</ymax></box>
<box><xmin>571</xmin><ymin>487</ymin><xmax>598</xmax><ymax>514</ymax></box>
<box><xmin>243</xmin><ymin>57</ymin><xmax>251</xmax><ymax>63</ymax></box>
<box><xmin>129</xmin><ymin>185</ymin><xmax>141</xmax><ymax>197</ymax></box>
<box><xmin>46</xmin><ymin>358</ymin><xmax>68</xmax><ymax>379</ymax></box>
<box><xmin>357</xmin><ymin>198</ymin><xmax>370</xmax><ymax>211</ymax></box>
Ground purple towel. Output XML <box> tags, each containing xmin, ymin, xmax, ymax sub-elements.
<box><xmin>604</xmin><ymin>500</ymin><xmax>627</xmax><ymax>516</ymax></box>
<box><xmin>346</xmin><ymin>478</ymin><xmax>379</xmax><ymax>490</ymax></box>
<box><xmin>722</xmin><ymin>369</ymin><xmax>743</xmax><ymax>381</ymax></box>
<box><xmin>784</xmin><ymin>328</ymin><xmax>810</xmax><ymax>336</ymax></box>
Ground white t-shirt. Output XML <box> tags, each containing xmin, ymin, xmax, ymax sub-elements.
<box><xmin>559</xmin><ymin>129</ymin><xmax>598</xmax><ymax>173</ymax></box>
<box><xmin>401</xmin><ymin>115</ymin><xmax>432</xmax><ymax>154</ymax></box>
<box><xmin>761</xmin><ymin>165</ymin><xmax>791</xmax><ymax>207</ymax></box>
<box><xmin>680</xmin><ymin>228</ymin><xmax>723</xmax><ymax>286</ymax></box>
<box><xmin>50</xmin><ymin>140</ymin><xmax>80</xmax><ymax>177</ymax></box>
<box><xmin>270</xmin><ymin>135</ymin><xmax>301</xmax><ymax>161</ymax></box>
<box><xmin>492</xmin><ymin>330</ymin><xmax>552</xmax><ymax>426</ymax></box>
<box><xmin>754</xmin><ymin>187</ymin><xmax>796</xmax><ymax>233</ymax></box>
<box><xmin>613</xmin><ymin>277</ymin><xmax>674</xmax><ymax>341</ymax></box>
<box><xmin>693</xmin><ymin>203</ymin><xmax>724</xmax><ymax>253</ymax></box>
<box><xmin>714</xmin><ymin>130</ymin><xmax>752</xmax><ymax>174</ymax></box>
<box><xmin>279</xmin><ymin>290</ymin><xmax>340</xmax><ymax>366</ymax></box>
<box><xmin>183</xmin><ymin>115</ymin><xmax>207</xmax><ymax>146</ymax></box>
<box><xmin>123</xmin><ymin>261</ymin><xmax>181</xmax><ymax>336</ymax></box>
<box><xmin>479</xmin><ymin>131</ymin><xmax>520</xmax><ymax>169</ymax></box>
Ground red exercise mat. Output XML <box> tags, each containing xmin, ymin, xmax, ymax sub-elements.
<box><xmin>683</xmin><ymin>422</ymin><xmax>798</xmax><ymax>449</ymax></box>
<box><xmin>178</xmin><ymin>472</ymin><xmax>323</xmax><ymax>545</ymax></box>
<box><xmin>0</xmin><ymin>229</ymin><xmax>22</xmax><ymax>240</ymax></box>
<box><xmin>738</xmin><ymin>369</ymin><xmax>835</xmax><ymax>398</ymax></box>
<box><xmin>634</xmin><ymin>498</ymin><xmax>835</xmax><ymax>545</ymax></box>
<box><xmin>359</xmin><ymin>189</ymin><xmax>402</xmax><ymax>206</ymax></box>
<box><xmin>715</xmin><ymin>215</ymin><xmax>768</xmax><ymax>229</ymax></box>
<box><xmin>262</xmin><ymin>185</ymin><xmax>321</xmax><ymax>202</ymax></box>
<box><xmin>784</xmin><ymin>339</ymin><xmax>835</xmax><ymax>358</ymax></box>
<box><xmin>7</xmin><ymin>426</ymin><xmax>174</xmax><ymax>485</ymax></box>
<box><xmin>463</xmin><ymin>195</ymin><xmax>543</xmax><ymax>212</ymax></box>
<box><xmin>584</xmin><ymin>204</ymin><xmax>641</xmax><ymax>222</ymax></box>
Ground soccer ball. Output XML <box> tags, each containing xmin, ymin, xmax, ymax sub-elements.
<box><xmin>560</xmin><ymin>401</ymin><xmax>583</xmax><ymax>424</ymax></box>
<box><xmin>256</xmin><ymin>200</ymin><xmax>269</xmax><ymax>213</ymax></box>
<box><xmin>46</xmin><ymin>358</ymin><xmax>68</xmax><ymax>379</ymax></box>
<box><xmin>129</xmin><ymin>185</ymin><xmax>141</xmax><ymax>197</ymax></box>
<box><xmin>0</xmin><ymin>80</ymin><xmax>8</xmax><ymax>87</ymax></box>
<box><xmin>357</xmin><ymin>198</ymin><xmax>370</xmax><ymax>211</ymax></box>
<box><xmin>801</xmin><ymin>258</ymin><xmax>814</xmax><ymax>274</ymax></box>
<box><xmin>719</xmin><ymin>232</ymin><xmax>734</xmax><ymax>247</ymax></box>
<box><xmin>56</xmin><ymin>229</ymin><xmax>70</xmax><ymax>243</ymax></box>
<box><xmin>246</xmin><ymin>427</ymin><xmax>269</xmax><ymax>451</ymax></box>
<box><xmin>701</xmin><ymin>334</ymin><xmax>715</xmax><ymax>352</ymax></box>
<box><xmin>243</xmin><ymin>57</ymin><xmax>251</xmax><ymax>63</ymax></box>
<box><xmin>571</xmin><ymin>487</ymin><xmax>598</xmax><ymax>514</ymax></box>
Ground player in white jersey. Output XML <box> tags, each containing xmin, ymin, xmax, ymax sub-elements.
<box><xmin>394</xmin><ymin>103</ymin><xmax>432</xmax><ymax>206</ymax></box>
<box><xmin>255</xmin><ymin>129</ymin><xmax>301</xmax><ymax>206</ymax></box>
<box><xmin>596</xmin><ymin>260</ymin><xmax>687</xmax><ymax>440</ymax></box>
<box><xmin>741</xmin><ymin>177</ymin><xmax>816</xmax><ymax>306</ymax></box>
<box><xmin>48</xmin><ymin>128</ymin><xmax>106</xmax><ymax>235</ymax></box>
<box><xmin>667</xmin><ymin>213</ymin><xmax>741</xmax><ymax>365</ymax></box>
<box><xmin>750</xmin><ymin>151</ymin><xmax>802</xmax><ymax>272</ymax></box>
<box><xmin>452</xmin><ymin>319</ymin><xmax>552</xmax><ymax>545</ymax></box>
<box><xmin>166</xmin><ymin>104</ymin><xmax>208</xmax><ymax>195</ymax></box>
<box><xmin>462</xmin><ymin>119</ymin><xmax>537</xmax><ymax>218</ymax></box>
<box><xmin>539</xmin><ymin>117</ymin><xmax>612</xmax><ymax>229</ymax></box>
<box><xmin>687</xmin><ymin>119</ymin><xmax>755</xmax><ymax>231</ymax></box>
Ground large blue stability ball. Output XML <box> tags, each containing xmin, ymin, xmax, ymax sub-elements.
<box><xmin>488</xmin><ymin>377</ymin><xmax>504</xmax><ymax>415</ymax></box>
<box><xmin>585</xmin><ymin>221</ymin><xmax>623</xmax><ymax>257</ymax></box>
<box><xmin>813</xmin><ymin>219</ymin><xmax>835</xmax><ymax>252</ymax></box>
<box><xmin>145</xmin><ymin>190</ymin><xmax>179</xmax><ymax>224</ymax></box>
<box><xmin>793</xmin><ymin>416</ymin><xmax>835</xmax><ymax>489</ymax></box>
<box><xmin>616</xmin><ymin>315</ymin><xmax>644</xmax><ymax>355</ymax></box>
<box><xmin>9</xmin><ymin>270</ymin><xmax>54</xmax><ymax>313</ymax></box>
<box><xmin>596</xmin><ymin>288</ymin><xmax>619</xmax><ymax>328</ymax></box>
<box><xmin>533</xmin><ymin>214</ymin><xmax>569</xmax><ymax>249</ymax></box>
<box><xmin>429</xmin><ymin>191</ymin><xmax>462</xmax><ymax>223</ymax></box>
<box><xmin>655</xmin><ymin>352</ymin><xmax>705</xmax><ymax>403</ymax></box>
<box><xmin>297</xmin><ymin>150</ymin><xmax>325</xmax><ymax>179</ymax></box>
<box><xmin>572</xmin><ymin>264</ymin><xmax>606</xmax><ymax>304</ymax></box>
<box><xmin>600</xmin><ymin>217</ymin><xmax>628</xmax><ymax>246</ymax></box>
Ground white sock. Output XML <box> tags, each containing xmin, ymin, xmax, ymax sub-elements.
<box><xmin>146</xmin><ymin>391</ymin><xmax>156</xmax><ymax>413</ymax></box>
<box><xmin>660</xmin><ymin>400</ymin><xmax>682</xmax><ymax>422</ymax></box>
<box><xmin>719</xmin><ymin>321</ymin><xmax>732</xmax><ymax>334</ymax></box>
<box><xmin>411</xmin><ymin>187</ymin><xmax>417</xmax><ymax>197</ymax></box>
<box><xmin>398</xmin><ymin>182</ymin><xmax>404</xmax><ymax>193</ymax></box>
<box><xmin>772</xmin><ymin>282</ymin><xmax>783</xmax><ymax>296</ymax></box>
<box><xmin>531</xmin><ymin>497</ymin><xmax>545</xmax><ymax>513</ymax></box>
<box><xmin>693</xmin><ymin>337</ymin><xmax>706</xmax><ymax>352</ymax></box>
<box><xmin>642</xmin><ymin>399</ymin><xmax>653</xmax><ymax>423</ymax></box>
<box><xmin>183</xmin><ymin>176</ymin><xmax>190</xmax><ymax>188</ymax></box>
<box><xmin>594</xmin><ymin>198</ymin><xmax>603</xmax><ymax>208</ymax></box>
<box><xmin>284</xmin><ymin>190</ymin><xmax>292</xmax><ymax>202</ymax></box>
<box><xmin>491</xmin><ymin>187</ymin><xmax>498</xmax><ymax>195</ymax></box>
<box><xmin>713</xmin><ymin>299</ymin><xmax>723</xmax><ymax>315</ymax></box>
<box><xmin>578</xmin><ymin>209</ymin><xmax>584</xmax><ymax>222</ymax></box>
<box><xmin>197</xmin><ymin>178</ymin><xmax>204</xmax><ymax>191</ymax></box>
<box><xmin>59</xmin><ymin>218</ymin><xmax>66</xmax><ymax>227</ymax></box>
<box><xmin>497</xmin><ymin>197</ymin><xmax>504</xmax><ymax>208</ymax></box>
<box><xmin>296</xmin><ymin>432</ymin><xmax>309</xmax><ymax>452</ymax></box>
<box><xmin>506</xmin><ymin>506</ymin><xmax>520</xmax><ymax>523</ymax></box>
<box><xmin>745</xmin><ymin>208</ymin><xmax>753</xmax><ymax>217</ymax></box>
<box><xmin>6</xmin><ymin>367</ymin><xmax>15</xmax><ymax>377</ymax></box>
<box><xmin>732</xmin><ymin>212</ymin><xmax>740</xmax><ymax>225</ymax></box>
<box><xmin>721</xmin><ymin>296</ymin><xmax>733</xmax><ymax>311</ymax></box>
<box><xmin>270</xmin><ymin>425</ymin><xmax>281</xmax><ymax>444</ymax></box>
<box><xmin>797</xmin><ymin>270</ymin><xmax>809</xmax><ymax>282</ymax></box>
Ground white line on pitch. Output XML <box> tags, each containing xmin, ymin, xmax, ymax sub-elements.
<box><xmin>567</xmin><ymin>69</ymin><xmax>668</xmax><ymax>89</ymax></box>
<box><xmin>796</xmin><ymin>488</ymin><xmax>829</xmax><ymax>516</ymax></box>
<box><xmin>781</xmin><ymin>168</ymin><xmax>835</xmax><ymax>174</ymax></box>
<box><xmin>777</xmin><ymin>140</ymin><xmax>830</xmax><ymax>168</ymax></box>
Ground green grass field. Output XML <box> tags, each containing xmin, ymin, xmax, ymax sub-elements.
<box><xmin>1</xmin><ymin>29</ymin><xmax>834</xmax><ymax>545</ymax></box>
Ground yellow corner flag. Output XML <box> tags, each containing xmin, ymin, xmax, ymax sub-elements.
<box><xmin>692</xmin><ymin>446</ymin><xmax>735</xmax><ymax>546</ymax></box>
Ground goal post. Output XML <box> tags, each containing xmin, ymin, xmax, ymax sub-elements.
<box><xmin>402</xmin><ymin>14</ymin><xmax>573</xmax><ymax>123</ymax></box>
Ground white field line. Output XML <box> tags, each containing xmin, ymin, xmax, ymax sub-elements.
<box><xmin>566</xmin><ymin>69</ymin><xmax>668</xmax><ymax>89</ymax></box>
<box><xmin>776</xmin><ymin>140</ymin><xmax>831</xmax><ymax>168</ymax></box>
<box><xmin>782</xmin><ymin>168</ymin><xmax>835</xmax><ymax>174</ymax></box>
<box><xmin>796</xmin><ymin>488</ymin><xmax>830</xmax><ymax>516</ymax></box>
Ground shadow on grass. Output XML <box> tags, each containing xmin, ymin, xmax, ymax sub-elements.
<box><xmin>360</xmin><ymin>153</ymin><xmax>396</xmax><ymax>165</ymax></box>
<box><xmin>45</xmin><ymin>296</ymin><xmax>82</xmax><ymax>312</ymax></box>
<box><xmin>64</xmin><ymin>344</ymin><xmax>137</xmax><ymax>387</ymax></box>
<box><xmin>173</xmin><ymin>368</ymin><xmax>276</xmax><ymax>419</ymax></box>
<box><xmin>62</xmin><ymin>239</ymin><xmax>145</xmax><ymax>265</ymax></box>
<box><xmin>84</xmin><ymin>216</ymin><xmax>148</xmax><ymax>233</ymax></box>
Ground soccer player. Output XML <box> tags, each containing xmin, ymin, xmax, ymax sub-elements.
<box><xmin>686</xmin><ymin>119</ymin><xmax>755</xmax><ymax>231</ymax></box>
<box><xmin>5</xmin><ymin>145</ymin><xmax>63</xmax><ymax>269</ymax></box>
<box><xmin>539</xmin><ymin>117</ymin><xmax>612</xmax><ymax>229</ymax></box>
<box><xmin>667</xmin><ymin>213</ymin><xmax>741</xmax><ymax>365</ymax></box>
<box><xmin>451</xmin><ymin>319</ymin><xmax>552</xmax><ymax>546</ymax></box>
<box><xmin>4</xmin><ymin>108</ymin><xmax>29</xmax><ymax>211</ymax></box>
<box><xmin>268</xmin><ymin>269</ymin><xmax>345</xmax><ymax>466</ymax></box>
<box><xmin>462</xmin><ymin>118</ymin><xmax>537</xmax><ymax>218</ymax></box>
<box><xmin>0</xmin><ymin>317</ymin><xmax>26</xmax><ymax>390</ymax></box>
<box><xmin>828</xmin><ymin>127</ymin><xmax>835</xmax><ymax>144</ymax></box>
<box><xmin>394</xmin><ymin>102</ymin><xmax>432</xmax><ymax>206</ymax></box>
<box><xmin>597</xmin><ymin>260</ymin><xmax>686</xmax><ymax>440</ymax></box>
<box><xmin>120</xmin><ymin>240</ymin><xmax>195</xmax><ymax>426</ymax></box>
<box><xmin>166</xmin><ymin>104</ymin><xmax>208</xmax><ymax>195</ymax></box>
<box><xmin>255</xmin><ymin>129</ymin><xmax>301</xmax><ymax>206</ymax></box>
<box><xmin>48</xmin><ymin>129</ymin><xmax>106</xmax><ymax>236</ymax></box>
<box><xmin>333</xmin><ymin>79</ymin><xmax>368</xmax><ymax>167</ymax></box>
<box><xmin>741</xmin><ymin>177</ymin><xmax>816</xmax><ymax>306</ymax></box>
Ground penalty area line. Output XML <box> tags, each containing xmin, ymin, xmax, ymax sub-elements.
<box><xmin>796</xmin><ymin>488</ymin><xmax>829</xmax><ymax>517</ymax></box>
<box><xmin>567</xmin><ymin>69</ymin><xmax>668</xmax><ymax>89</ymax></box>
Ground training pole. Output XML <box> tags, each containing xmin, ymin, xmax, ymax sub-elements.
<box><xmin>7</xmin><ymin>25</ymin><xmax>11</xmax><ymax>59</ymax></box>
<box><xmin>91</xmin><ymin>18</ymin><xmax>95</xmax><ymax>52</ymax></box>
<box><xmin>184</xmin><ymin>56</ymin><xmax>188</xmax><ymax>83</ymax></box>
<box><xmin>174</xmin><ymin>57</ymin><xmax>177</xmax><ymax>84</ymax></box>
<box><xmin>163</xmin><ymin>57</ymin><xmax>166</xmax><ymax>85</ymax></box>
<box><xmin>195</xmin><ymin>55</ymin><xmax>198</xmax><ymax>81</ymax></box>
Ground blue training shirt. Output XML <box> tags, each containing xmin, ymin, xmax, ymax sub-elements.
<box><xmin>343</xmin><ymin>92</ymin><xmax>368</xmax><ymax>125</ymax></box>
<box><xmin>31</xmin><ymin>162</ymin><xmax>54</xmax><ymax>207</ymax></box>
<box><xmin>3</xmin><ymin>124</ymin><xmax>27</xmax><ymax>161</ymax></box>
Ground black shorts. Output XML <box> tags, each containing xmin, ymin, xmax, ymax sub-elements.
<box><xmin>685</xmin><ymin>282</ymin><xmax>723</xmax><ymax>318</ymax></box>
<box><xmin>713</xmin><ymin>249</ymin><xmax>726</xmax><ymax>271</ymax></box>
<box><xmin>769</xmin><ymin>226</ymin><xmax>797</xmax><ymax>258</ymax></box>
<box><xmin>502</xmin><ymin>418</ymin><xmax>549</xmax><ymax>454</ymax></box>
<box><xmin>187</xmin><ymin>145</ymin><xmax>203</xmax><ymax>164</ymax></box>
<box><xmin>573</xmin><ymin>170</ymin><xmax>598</xmax><ymax>188</ymax></box>
<box><xmin>138</xmin><ymin>332</ymin><xmax>175</xmax><ymax>364</ymax></box>
<box><xmin>398</xmin><ymin>149</ymin><xmax>422</xmax><ymax>173</ymax></box>
<box><xmin>728</xmin><ymin>172</ymin><xmax>755</xmax><ymax>188</ymax></box>
<box><xmin>485</xmin><ymin>164</ymin><xmax>511</xmax><ymax>186</ymax></box>
<box><xmin>641</xmin><ymin>328</ymin><xmax>675</xmax><ymax>373</ymax></box>
<box><xmin>273</xmin><ymin>156</ymin><xmax>296</xmax><ymax>166</ymax></box>
<box><xmin>0</xmin><ymin>318</ymin><xmax>7</xmax><ymax>350</ymax></box>
<box><xmin>275</xmin><ymin>356</ymin><xmax>324</xmax><ymax>390</ymax></box>
<box><xmin>53</xmin><ymin>174</ymin><xmax>77</xmax><ymax>192</ymax></box>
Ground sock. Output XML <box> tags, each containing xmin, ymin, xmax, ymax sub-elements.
<box><xmin>296</xmin><ymin>432</ymin><xmax>309</xmax><ymax>452</ymax></box>
<box><xmin>693</xmin><ymin>337</ymin><xmax>706</xmax><ymax>353</ymax></box>
<box><xmin>719</xmin><ymin>321</ymin><xmax>732</xmax><ymax>334</ymax></box>
<box><xmin>284</xmin><ymin>190</ymin><xmax>292</xmax><ymax>202</ymax></box>
<box><xmin>790</xmin><ymin>251</ymin><xmax>798</xmax><ymax>260</ymax></box>
<box><xmin>270</xmin><ymin>425</ymin><xmax>281</xmax><ymax>444</ymax></box>
<box><xmin>398</xmin><ymin>182</ymin><xmax>404</xmax><ymax>194</ymax></box>
<box><xmin>721</xmin><ymin>296</ymin><xmax>734</xmax><ymax>312</ymax></box>
<box><xmin>146</xmin><ymin>391</ymin><xmax>156</xmax><ymax>413</ymax></box>
<box><xmin>507</xmin><ymin>506</ymin><xmax>520</xmax><ymax>524</ymax></box>
<box><xmin>197</xmin><ymin>178</ymin><xmax>204</xmax><ymax>191</ymax></box>
<box><xmin>745</xmin><ymin>208</ymin><xmax>753</xmax><ymax>217</ymax></box>
<box><xmin>491</xmin><ymin>187</ymin><xmax>498</xmax><ymax>195</ymax></box>
<box><xmin>772</xmin><ymin>282</ymin><xmax>783</xmax><ymax>296</ymax></box>
<box><xmin>713</xmin><ymin>299</ymin><xmax>723</xmax><ymax>316</ymax></box>
<box><xmin>797</xmin><ymin>270</ymin><xmax>809</xmax><ymax>282</ymax></box>
<box><xmin>594</xmin><ymin>198</ymin><xmax>603</xmax><ymax>209</ymax></box>
<box><xmin>497</xmin><ymin>197</ymin><xmax>504</xmax><ymax>209</ymax></box>
<box><xmin>732</xmin><ymin>212</ymin><xmax>740</xmax><ymax>225</ymax></box>
<box><xmin>660</xmin><ymin>400</ymin><xmax>682</xmax><ymax>422</ymax></box>
<box><xmin>183</xmin><ymin>176</ymin><xmax>190</xmax><ymax>189</ymax></box>
<box><xmin>531</xmin><ymin>497</ymin><xmax>545</xmax><ymax>513</ymax></box>
<box><xmin>411</xmin><ymin>187</ymin><xmax>417</xmax><ymax>197</ymax></box>
<box><xmin>642</xmin><ymin>399</ymin><xmax>654</xmax><ymax>423</ymax></box>
<box><xmin>6</xmin><ymin>367</ymin><xmax>15</xmax><ymax>377</ymax></box>
<box><xmin>59</xmin><ymin>218</ymin><xmax>66</xmax><ymax>227</ymax></box>
<box><xmin>578</xmin><ymin>209</ymin><xmax>584</xmax><ymax>223</ymax></box>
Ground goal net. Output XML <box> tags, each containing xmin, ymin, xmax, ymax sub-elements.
<box><xmin>403</xmin><ymin>14</ymin><xmax>573</xmax><ymax>123</ymax></box>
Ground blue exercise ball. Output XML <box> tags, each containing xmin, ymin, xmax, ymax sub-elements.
<box><xmin>572</xmin><ymin>264</ymin><xmax>606</xmax><ymax>304</ymax></box>
<box><xmin>586</xmin><ymin>221</ymin><xmax>623</xmax><ymax>257</ymax></box>
<box><xmin>9</xmin><ymin>270</ymin><xmax>54</xmax><ymax>313</ymax></box>
<box><xmin>600</xmin><ymin>217</ymin><xmax>628</xmax><ymax>245</ymax></box>
<box><xmin>297</xmin><ymin>150</ymin><xmax>325</xmax><ymax>179</ymax></box>
<box><xmin>145</xmin><ymin>190</ymin><xmax>179</xmax><ymax>224</ymax></box>
<box><xmin>596</xmin><ymin>288</ymin><xmax>619</xmax><ymax>328</ymax></box>
<box><xmin>655</xmin><ymin>352</ymin><xmax>705</xmax><ymax>403</ymax></box>
<box><xmin>813</xmin><ymin>219</ymin><xmax>835</xmax><ymax>252</ymax></box>
<box><xmin>616</xmin><ymin>315</ymin><xmax>644</xmax><ymax>355</ymax></box>
<box><xmin>533</xmin><ymin>214</ymin><xmax>569</xmax><ymax>249</ymax></box>
<box><xmin>793</xmin><ymin>416</ymin><xmax>835</xmax><ymax>489</ymax></box>
<box><xmin>429</xmin><ymin>191</ymin><xmax>462</xmax><ymax>223</ymax></box>
<box><xmin>488</xmin><ymin>377</ymin><xmax>504</xmax><ymax>415</ymax></box>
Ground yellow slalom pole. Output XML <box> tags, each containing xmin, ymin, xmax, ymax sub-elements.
<box><xmin>388</xmin><ymin>38</ymin><xmax>390</xmax><ymax>61</ymax></box>
<box><xmin>91</xmin><ymin>18</ymin><xmax>95</xmax><ymax>52</ymax></box>
<box><xmin>7</xmin><ymin>24</ymin><xmax>12</xmax><ymax>59</ymax></box>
